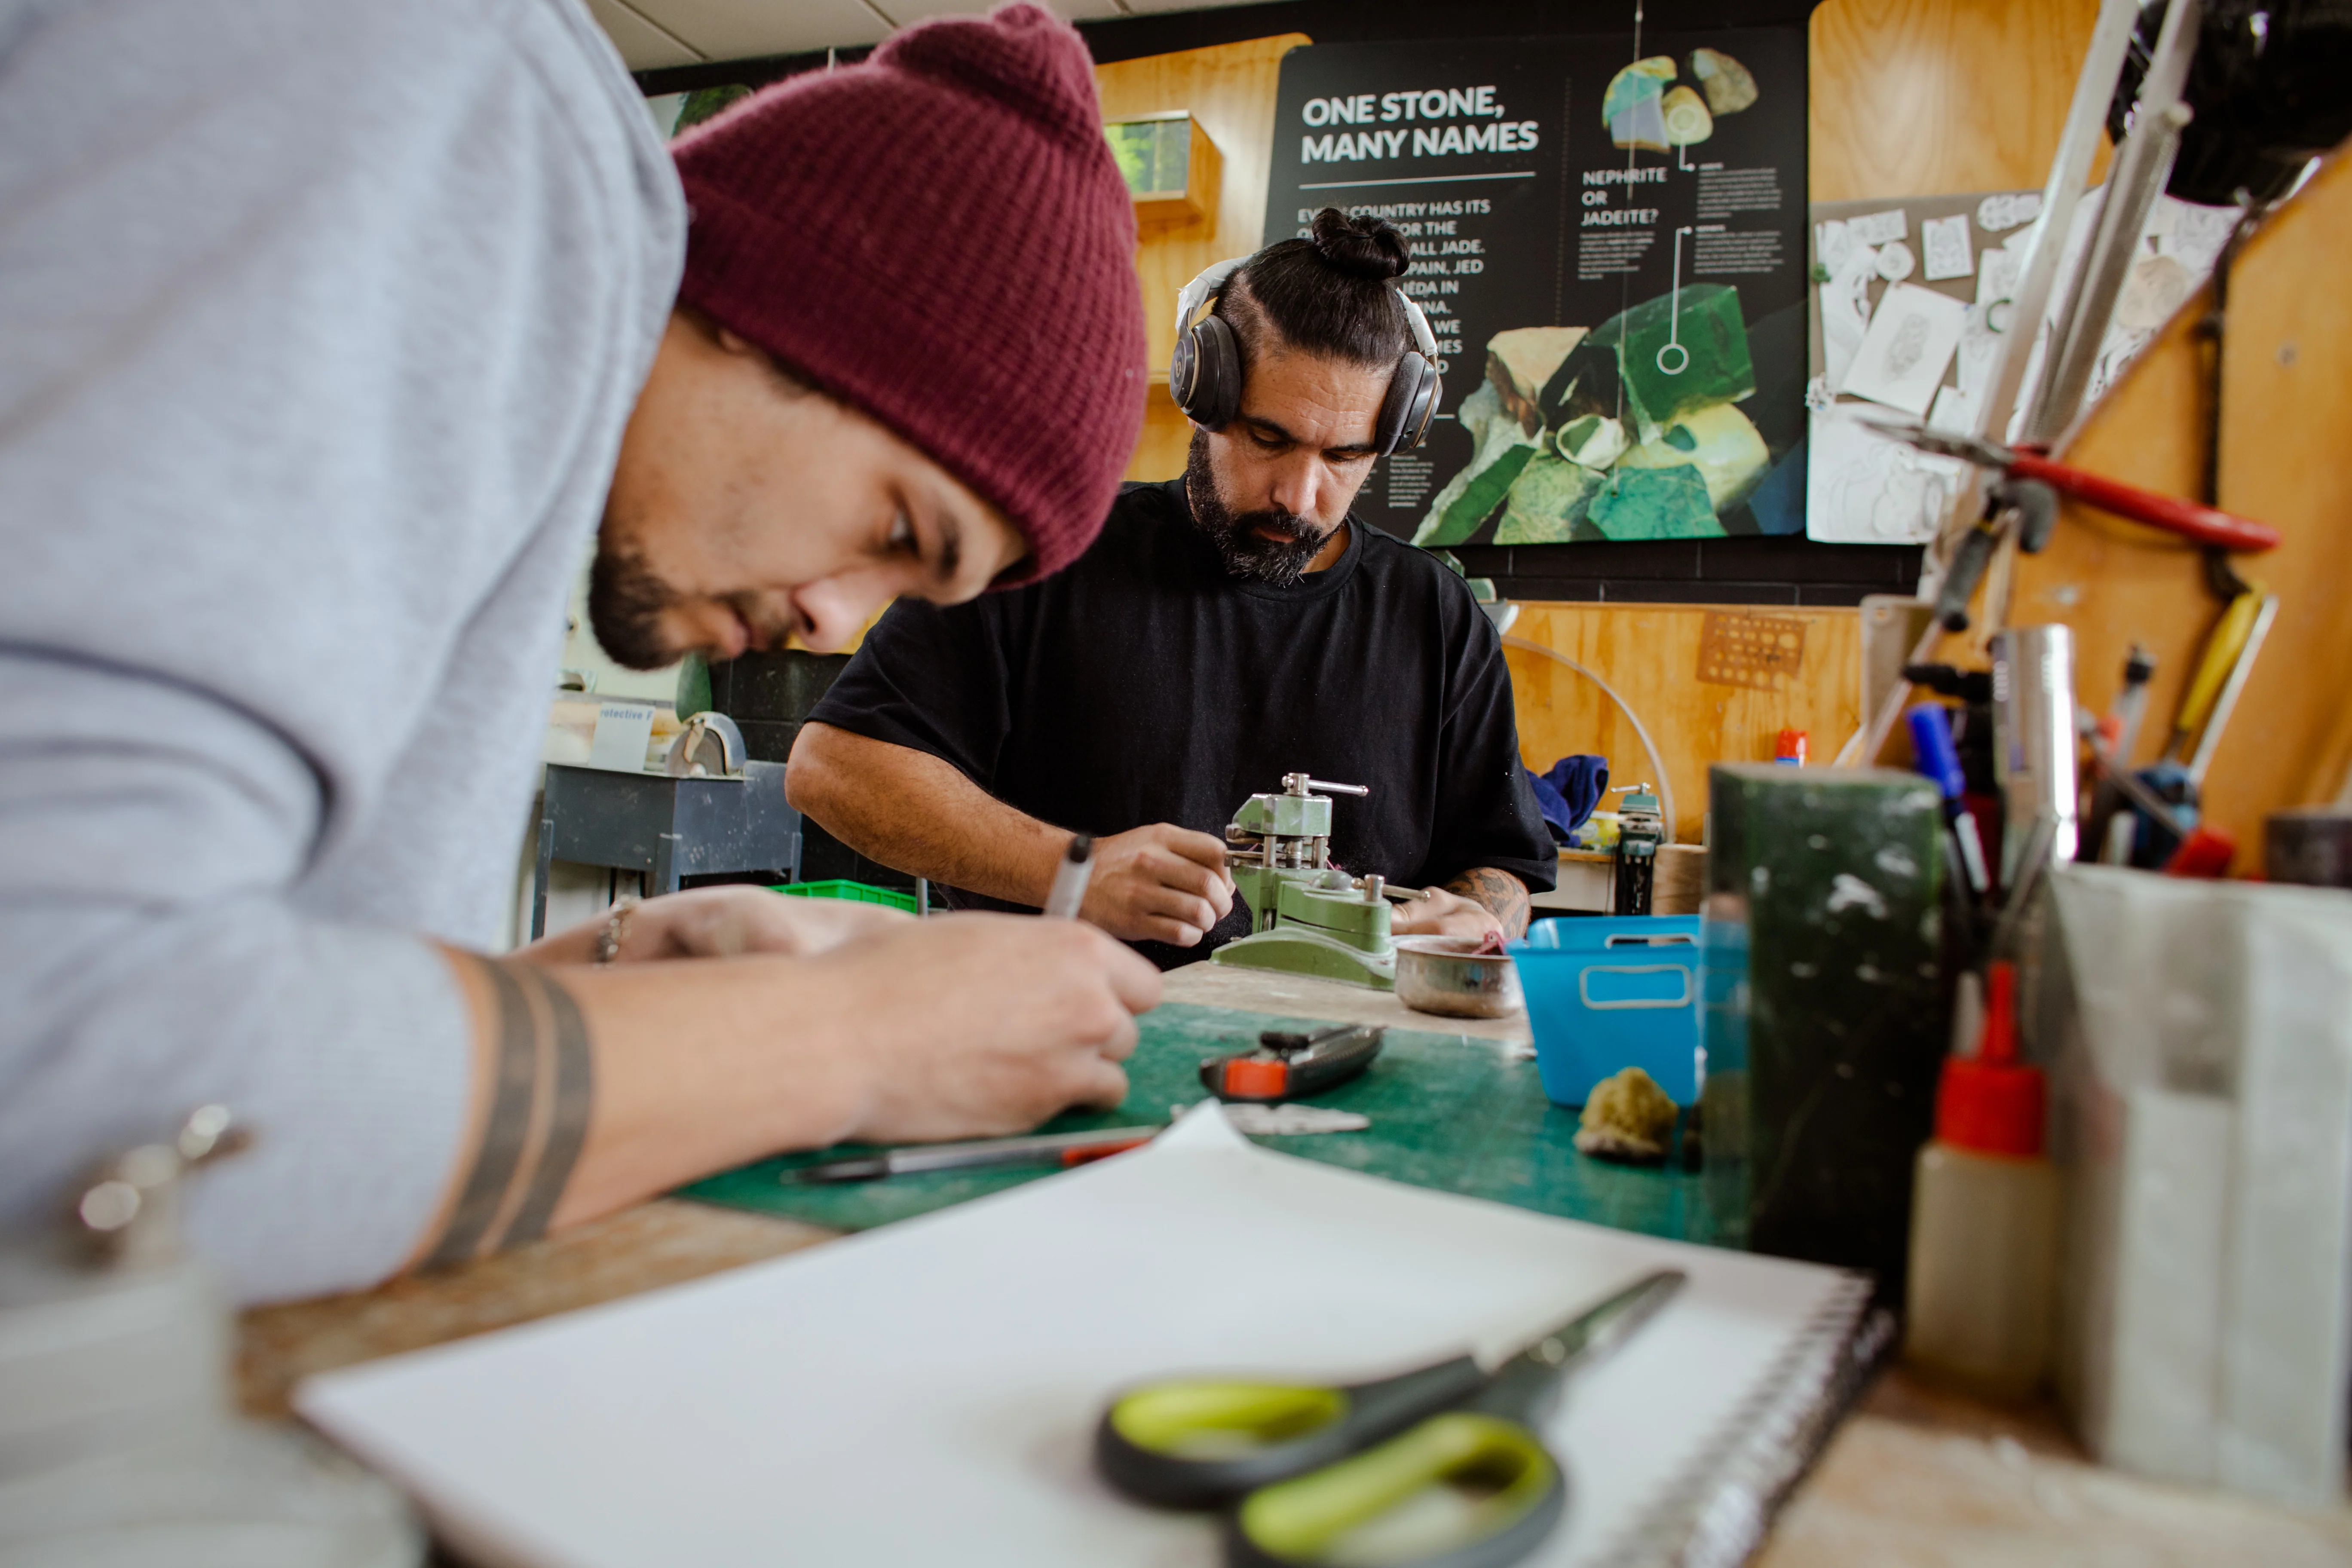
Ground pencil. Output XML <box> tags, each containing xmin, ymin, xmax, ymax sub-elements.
<box><xmin>787</xmin><ymin>1125</ymin><xmax>1161</xmax><ymax>1185</ymax></box>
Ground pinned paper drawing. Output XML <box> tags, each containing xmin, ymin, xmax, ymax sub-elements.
<box><xmin>1846</xmin><ymin>209</ymin><xmax>1907</xmax><ymax>246</ymax></box>
<box><xmin>1841</xmin><ymin>282</ymin><xmax>1965</xmax><ymax>417</ymax></box>
<box><xmin>1976</xmin><ymin>191</ymin><xmax>2042</xmax><ymax>233</ymax></box>
<box><xmin>1920</xmin><ymin>213</ymin><xmax>1973</xmax><ymax>281</ymax></box>
<box><xmin>1806</xmin><ymin>403</ymin><xmax>1968</xmax><ymax>544</ymax></box>
<box><xmin>1807</xmin><ymin>184</ymin><xmax>2242</xmax><ymax>546</ymax></box>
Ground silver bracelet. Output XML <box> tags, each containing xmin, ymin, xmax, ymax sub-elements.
<box><xmin>594</xmin><ymin>897</ymin><xmax>639</xmax><ymax>965</ymax></box>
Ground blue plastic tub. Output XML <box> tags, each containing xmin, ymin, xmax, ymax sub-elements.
<box><xmin>1513</xmin><ymin>916</ymin><xmax>1703</xmax><ymax>1106</ymax></box>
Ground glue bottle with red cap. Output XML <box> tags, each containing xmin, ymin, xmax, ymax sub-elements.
<box><xmin>1902</xmin><ymin>959</ymin><xmax>2061</xmax><ymax>1399</ymax></box>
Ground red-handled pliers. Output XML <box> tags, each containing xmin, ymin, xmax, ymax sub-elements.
<box><xmin>1872</xmin><ymin>422</ymin><xmax>2282</xmax><ymax>553</ymax></box>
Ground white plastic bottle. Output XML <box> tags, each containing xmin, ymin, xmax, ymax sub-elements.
<box><xmin>1904</xmin><ymin>960</ymin><xmax>2060</xmax><ymax>1400</ymax></box>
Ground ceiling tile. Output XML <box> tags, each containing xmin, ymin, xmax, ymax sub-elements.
<box><xmin>583</xmin><ymin>0</ymin><xmax>704</xmax><ymax>68</ymax></box>
<box><xmin>628</xmin><ymin>0</ymin><xmax>892</xmax><ymax>61</ymax></box>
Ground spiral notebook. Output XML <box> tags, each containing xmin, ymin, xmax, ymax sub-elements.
<box><xmin>299</xmin><ymin>1109</ymin><xmax>1881</xmax><ymax>1568</ymax></box>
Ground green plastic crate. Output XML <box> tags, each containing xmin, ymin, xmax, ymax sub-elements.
<box><xmin>768</xmin><ymin>879</ymin><xmax>919</xmax><ymax>914</ymax></box>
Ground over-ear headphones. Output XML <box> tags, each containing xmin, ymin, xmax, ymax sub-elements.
<box><xmin>1167</xmin><ymin>257</ymin><xmax>1443</xmax><ymax>457</ymax></box>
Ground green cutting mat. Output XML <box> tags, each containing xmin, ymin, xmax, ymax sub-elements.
<box><xmin>684</xmin><ymin>1002</ymin><xmax>1728</xmax><ymax>1244</ymax></box>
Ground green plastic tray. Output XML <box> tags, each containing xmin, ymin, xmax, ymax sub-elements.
<box><xmin>768</xmin><ymin>879</ymin><xmax>919</xmax><ymax>914</ymax></box>
<box><xmin>683</xmin><ymin>1001</ymin><xmax>1727</xmax><ymax>1245</ymax></box>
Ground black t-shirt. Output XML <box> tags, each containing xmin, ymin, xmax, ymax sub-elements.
<box><xmin>808</xmin><ymin>478</ymin><xmax>1556</xmax><ymax>968</ymax></box>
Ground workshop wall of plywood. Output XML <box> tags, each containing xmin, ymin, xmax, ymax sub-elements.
<box><xmin>1816</xmin><ymin>0</ymin><xmax>2352</xmax><ymax>848</ymax></box>
<box><xmin>1508</xmin><ymin>606</ymin><xmax>1863</xmax><ymax>845</ymax></box>
<box><xmin>1097</xmin><ymin>36</ymin><xmax>1309</xmax><ymax>484</ymax></box>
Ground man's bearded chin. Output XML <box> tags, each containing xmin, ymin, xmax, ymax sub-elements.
<box><xmin>587</xmin><ymin>539</ymin><xmax>685</xmax><ymax>671</ymax></box>
<box><xmin>1185</xmin><ymin>432</ymin><xmax>1338</xmax><ymax>588</ymax></box>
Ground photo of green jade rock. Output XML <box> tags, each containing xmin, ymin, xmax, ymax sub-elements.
<box><xmin>1412</xmin><ymin>47</ymin><xmax>1776</xmax><ymax>548</ymax></box>
<box><xmin>1414</xmin><ymin>283</ymin><xmax>1769</xmax><ymax>545</ymax></box>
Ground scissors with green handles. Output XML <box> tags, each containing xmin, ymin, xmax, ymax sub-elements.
<box><xmin>1095</xmin><ymin>1269</ymin><xmax>1684</xmax><ymax>1568</ymax></box>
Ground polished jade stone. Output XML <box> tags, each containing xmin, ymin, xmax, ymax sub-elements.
<box><xmin>1605</xmin><ymin>282</ymin><xmax>1756</xmax><ymax>444</ymax></box>
<box><xmin>1586</xmin><ymin>463</ymin><xmax>1722</xmax><ymax>540</ymax></box>
<box><xmin>1496</xmin><ymin>453</ymin><xmax>1603</xmax><ymax>544</ymax></box>
<box><xmin>1414</xmin><ymin>388</ymin><xmax>1540</xmax><ymax>547</ymax></box>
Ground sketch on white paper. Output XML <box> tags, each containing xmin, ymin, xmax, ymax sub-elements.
<box><xmin>1847</xmin><ymin>208</ymin><xmax>1908</xmax><ymax>245</ymax></box>
<box><xmin>1954</xmin><ymin>306</ymin><xmax>2001</xmax><ymax>404</ymax></box>
<box><xmin>1841</xmin><ymin>282</ymin><xmax>1966</xmax><ymax>417</ymax></box>
<box><xmin>1975</xmin><ymin>241</ymin><xmax>2023</xmax><ymax>307</ymax></box>
<box><xmin>1817</xmin><ymin>242</ymin><xmax>1878</xmax><ymax>390</ymax></box>
<box><xmin>1927</xmin><ymin>383</ymin><xmax>1976</xmax><ymax>435</ymax></box>
<box><xmin>1814</xmin><ymin>217</ymin><xmax>1855</xmax><ymax>277</ymax></box>
<box><xmin>1874</xmin><ymin>240</ymin><xmax>1916</xmax><ymax>281</ymax></box>
<box><xmin>1977</xmin><ymin>191</ymin><xmax>2042</xmax><ymax>232</ymax></box>
<box><xmin>1920</xmin><ymin>213</ymin><xmax>1973</xmax><ymax>281</ymax></box>
<box><xmin>1806</xmin><ymin>404</ymin><xmax>1969</xmax><ymax>544</ymax></box>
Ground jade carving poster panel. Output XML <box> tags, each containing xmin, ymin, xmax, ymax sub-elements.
<box><xmin>1261</xmin><ymin>31</ymin><xmax>1808</xmax><ymax>546</ymax></box>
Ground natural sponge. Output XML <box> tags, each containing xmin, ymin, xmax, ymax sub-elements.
<box><xmin>1574</xmin><ymin>1066</ymin><xmax>1679</xmax><ymax>1163</ymax></box>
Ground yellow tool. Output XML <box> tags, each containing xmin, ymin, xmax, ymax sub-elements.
<box><xmin>2162</xmin><ymin>585</ymin><xmax>2266</xmax><ymax>765</ymax></box>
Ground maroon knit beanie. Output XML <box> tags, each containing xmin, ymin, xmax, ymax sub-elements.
<box><xmin>671</xmin><ymin>4</ymin><xmax>1145</xmax><ymax>586</ymax></box>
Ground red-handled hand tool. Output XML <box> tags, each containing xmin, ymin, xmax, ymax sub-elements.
<box><xmin>1201</xmin><ymin>1024</ymin><xmax>1384</xmax><ymax>1104</ymax></box>
<box><xmin>1870</xmin><ymin>420</ymin><xmax>2282</xmax><ymax>553</ymax></box>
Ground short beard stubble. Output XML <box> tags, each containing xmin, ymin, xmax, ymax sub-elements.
<box><xmin>1183</xmin><ymin>431</ymin><xmax>1341</xmax><ymax>589</ymax></box>
<box><xmin>586</xmin><ymin>538</ymin><xmax>682</xmax><ymax>671</ymax></box>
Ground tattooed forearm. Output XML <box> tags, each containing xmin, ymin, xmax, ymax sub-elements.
<box><xmin>1446</xmin><ymin>867</ymin><xmax>1531</xmax><ymax>937</ymax></box>
<box><xmin>425</xmin><ymin>957</ymin><xmax>595</xmax><ymax>1266</ymax></box>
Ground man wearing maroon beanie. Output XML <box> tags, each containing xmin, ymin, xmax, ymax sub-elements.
<box><xmin>599</xmin><ymin>1</ymin><xmax>1152</xmax><ymax>663</ymax></box>
<box><xmin>0</xmin><ymin>0</ymin><xmax>1155</xmax><ymax>1303</ymax></box>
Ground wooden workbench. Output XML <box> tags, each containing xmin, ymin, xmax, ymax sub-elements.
<box><xmin>239</xmin><ymin>963</ymin><xmax>2352</xmax><ymax>1565</ymax></box>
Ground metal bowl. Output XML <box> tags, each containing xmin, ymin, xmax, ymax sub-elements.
<box><xmin>1392</xmin><ymin>936</ymin><xmax>1524</xmax><ymax>1019</ymax></box>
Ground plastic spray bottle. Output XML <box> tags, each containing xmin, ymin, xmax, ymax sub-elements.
<box><xmin>1903</xmin><ymin>959</ymin><xmax>2060</xmax><ymax>1399</ymax></box>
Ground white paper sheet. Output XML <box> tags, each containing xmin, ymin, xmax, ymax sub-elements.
<box><xmin>1817</xmin><ymin>241</ymin><xmax>1879</xmax><ymax>392</ymax></box>
<box><xmin>1840</xmin><ymin>282</ymin><xmax>1967</xmax><ymax>417</ymax></box>
<box><xmin>1813</xmin><ymin>217</ymin><xmax>1854</xmax><ymax>276</ymax></box>
<box><xmin>1976</xmin><ymin>190</ymin><xmax>2042</xmax><ymax>233</ymax></box>
<box><xmin>1975</xmin><ymin>241</ymin><xmax>2022</xmax><ymax>307</ymax></box>
<box><xmin>1920</xmin><ymin>213</ymin><xmax>1973</xmax><ymax>281</ymax></box>
<box><xmin>1926</xmin><ymin>384</ymin><xmax>1977</xmax><ymax>435</ymax></box>
<box><xmin>1847</xmin><ymin>207</ymin><xmax>1908</xmax><ymax>245</ymax></box>
<box><xmin>299</xmin><ymin>1110</ymin><xmax>1856</xmax><ymax>1568</ymax></box>
<box><xmin>1805</xmin><ymin>402</ymin><xmax>1969</xmax><ymax>545</ymax></box>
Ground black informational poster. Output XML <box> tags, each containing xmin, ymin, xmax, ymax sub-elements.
<box><xmin>1262</xmin><ymin>31</ymin><xmax>1808</xmax><ymax>547</ymax></box>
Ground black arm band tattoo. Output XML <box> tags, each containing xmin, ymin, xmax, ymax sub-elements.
<box><xmin>426</xmin><ymin>959</ymin><xmax>596</xmax><ymax>1266</ymax></box>
<box><xmin>425</xmin><ymin>962</ymin><xmax>539</xmax><ymax>1267</ymax></box>
<box><xmin>498</xmin><ymin>968</ymin><xmax>595</xmax><ymax>1250</ymax></box>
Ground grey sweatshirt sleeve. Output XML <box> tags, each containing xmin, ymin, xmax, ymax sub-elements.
<box><xmin>0</xmin><ymin>659</ymin><xmax>478</xmax><ymax>1298</ymax></box>
<box><xmin>0</xmin><ymin>0</ymin><xmax>681</xmax><ymax>1301</ymax></box>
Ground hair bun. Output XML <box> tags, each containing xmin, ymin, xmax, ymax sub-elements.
<box><xmin>1309</xmin><ymin>208</ymin><xmax>1409</xmax><ymax>282</ymax></box>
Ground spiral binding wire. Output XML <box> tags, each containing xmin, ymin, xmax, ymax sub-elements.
<box><xmin>1590</xmin><ymin>1274</ymin><xmax>1891</xmax><ymax>1568</ymax></box>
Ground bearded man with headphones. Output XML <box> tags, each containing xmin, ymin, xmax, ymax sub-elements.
<box><xmin>789</xmin><ymin>210</ymin><xmax>1555</xmax><ymax>965</ymax></box>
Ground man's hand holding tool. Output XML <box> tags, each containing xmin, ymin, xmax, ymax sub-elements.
<box><xmin>1081</xmin><ymin>823</ymin><xmax>1237</xmax><ymax>947</ymax></box>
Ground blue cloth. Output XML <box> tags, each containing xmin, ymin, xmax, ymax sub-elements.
<box><xmin>1525</xmin><ymin>756</ymin><xmax>1609</xmax><ymax>842</ymax></box>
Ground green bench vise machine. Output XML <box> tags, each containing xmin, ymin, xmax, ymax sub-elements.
<box><xmin>1211</xmin><ymin>773</ymin><xmax>1415</xmax><ymax>990</ymax></box>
